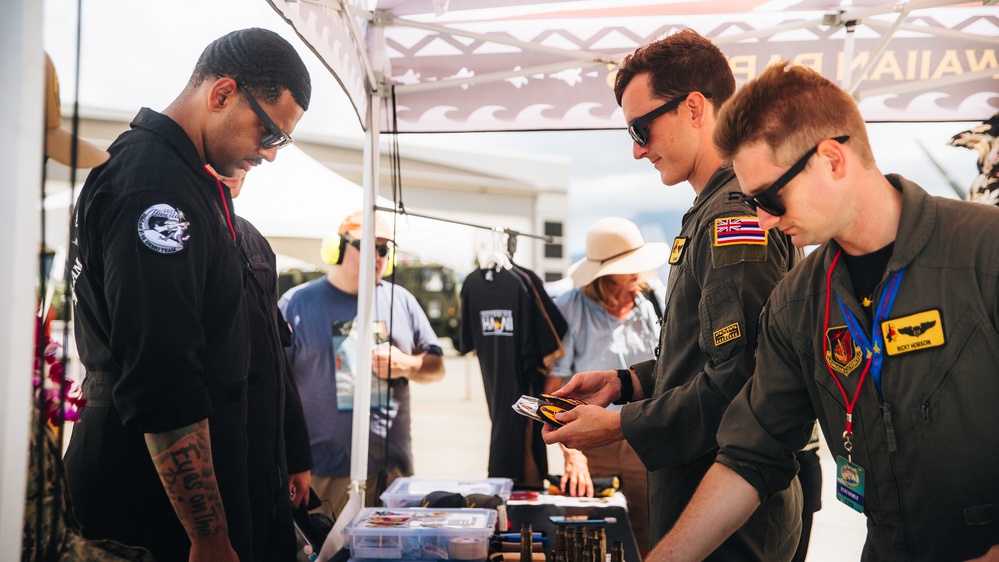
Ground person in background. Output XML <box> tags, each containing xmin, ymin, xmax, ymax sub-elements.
<box><xmin>65</xmin><ymin>28</ymin><xmax>311</xmax><ymax>562</ymax></box>
<box><xmin>211</xmin><ymin>166</ymin><xmax>314</xmax><ymax>562</ymax></box>
<box><xmin>552</xmin><ymin>217</ymin><xmax>669</xmax><ymax>558</ymax></box>
<box><xmin>279</xmin><ymin>210</ymin><xmax>445</xmax><ymax>520</ymax></box>
<box><xmin>542</xmin><ymin>29</ymin><xmax>803</xmax><ymax>560</ymax></box>
<box><xmin>646</xmin><ymin>62</ymin><xmax>999</xmax><ymax>562</ymax></box>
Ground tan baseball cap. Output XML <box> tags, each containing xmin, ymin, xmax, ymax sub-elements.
<box><xmin>338</xmin><ymin>210</ymin><xmax>394</xmax><ymax>241</ymax></box>
<box><xmin>45</xmin><ymin>53</ymin><xmax>109</xmax><ymax>168</ymax></box>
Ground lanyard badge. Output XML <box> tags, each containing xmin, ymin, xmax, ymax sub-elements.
<box><xmin>822</xmin><ymin>250</ymin><xmax>906</xmax><ymax>514</ymax></box>
<box><xmin>835</xmin><ymin>455</ymin><xmax>866</xmax><ymax>513</ymax></box>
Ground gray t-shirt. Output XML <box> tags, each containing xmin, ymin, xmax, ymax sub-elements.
<box><xmin>279</xmin><ymin>277</ymin><xmax>441</xmax><ymax>477</ymax></box>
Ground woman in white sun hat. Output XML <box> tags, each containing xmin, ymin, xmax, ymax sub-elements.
<box><xmin>550</xmin><ymin>217</ymin><xmax>669</xmax><ymax>558</ymax></box>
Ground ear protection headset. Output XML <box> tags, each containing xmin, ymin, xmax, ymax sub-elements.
<box><xmin>320</xmin><ymin>234</ymin><xmax>395</xmax><ymax>277</ymax></box>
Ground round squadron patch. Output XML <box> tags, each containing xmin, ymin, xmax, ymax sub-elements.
<box><xmin>137</xmin><ymin>204</ymin><xmax>190</xmax><ymax>254</ymax></box>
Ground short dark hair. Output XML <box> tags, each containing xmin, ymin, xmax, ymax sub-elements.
<box><xmin>192</xmin><ymin>28</ymin><xmax>311</xmax><ymax>111</ymax></box>
<box><xmin>613</xmin><ymin>29</ymin><xmax>734</xmax><ymax>112</ymax></box>
<box><xmin>714</xmin><ymin>62</ymin><xmax>875</xmax><ymax>167</ymax></box>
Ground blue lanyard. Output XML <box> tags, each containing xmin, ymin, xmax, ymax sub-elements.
<box><xmin>835</xmin><ymin>268</ymin><xmax>905</xmax><ymax>395</ymax></box>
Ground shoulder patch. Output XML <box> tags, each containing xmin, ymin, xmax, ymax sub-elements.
<box><xmin>712</xmin><ymin>216</ymin><xmax>768</xmax><ymax>268</ymax></box>
<box><xmin>713</xmin><ymin>322</ymin><xmax>742</xmax><ymax>346</ymax></box>
<box><xmin>713</xmin><ymin>217</ymin><xmax>767</xmax><ymax>246</ymax></box>
<box><xmin>669</xmin><ymin>237</ymin><xmax>688</xmax><ymax>265</ymax></box>
<box><xmin>137</xmin><ymin>204</ymin><xmax>190</xmax><ymax>254</ymax></box>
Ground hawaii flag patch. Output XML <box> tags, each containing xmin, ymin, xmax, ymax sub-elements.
<box><xmin>714</xmin><ymin>217</ymin><xmax>768</xmax><ymax>246</ymax></box>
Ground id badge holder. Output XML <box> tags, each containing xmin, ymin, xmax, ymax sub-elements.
<box><xmin>835</xmin><ymin>455</ymin><xmax>866</xmax><ymax>513</ymax></box>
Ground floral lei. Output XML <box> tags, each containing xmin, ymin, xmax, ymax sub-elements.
<box><xmin>34</xmin><ymin>320</ymin><xmax>86</xmax><ymax>425</ymax></box>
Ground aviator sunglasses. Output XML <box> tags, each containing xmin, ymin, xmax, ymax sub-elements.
<box><xmin>218</xmin><ymin>75</ymin><xmax>294</xmax><ymax>149</ymax></box>
<box><xmin>741</xmin><ymin>135</ymin><xmax>850</xmax><ymax>217</ymax></box>
<box><xmin>627</xmin><ymin>92</ymin><xmax>712</xmax><ymax>147</ymax></box>
<box><xmin>347</xmin><ymin>236</ymin><xmax>391</xmax><ymax>258</ymax></box>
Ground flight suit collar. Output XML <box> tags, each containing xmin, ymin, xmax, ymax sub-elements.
<box><xmin>130</xmin><ymin>107</ymin><xmax>214</xmax><ymax>180</ymax></box>
<box><xmin>682</xmin><ymin>165</ymin><xmax>736</xmax><ymax>225</ymax></box>
<box><xmin>885</xmin><ymin>174</ymin><xmax>936</xmax><ymax>273</ymax></box>
<box><xmin>821</xmin><ymin>174</ymin><xmax>936</xmax><ymax>311</ymax></box>
<box><xmin>692</xmin><ymin>165</ymin><xmax>736</xmax><ymax>209</ymax></box>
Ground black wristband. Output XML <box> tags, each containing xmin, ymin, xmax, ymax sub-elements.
<box><xmin>613</xmin><ymin>369</ymin><xmax>633</xmax><ymax>405</ymax></box>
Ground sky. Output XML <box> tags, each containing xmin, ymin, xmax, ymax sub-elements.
<box><xmin>43</xmin><ymin>0</ymin><xmax>986</xmax><ymax>259</ymax></box>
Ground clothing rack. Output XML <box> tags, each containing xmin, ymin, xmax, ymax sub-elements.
<box><xmin>374</xmin><ymin>204</ymin><xmax>553</xmax><ymax>257</ymax></box>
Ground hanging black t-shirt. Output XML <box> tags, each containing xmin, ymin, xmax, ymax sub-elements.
<box><xmin>459</xmin><ymin>264</ymin><xmax>566</xmax><ymax>483</ymax></box>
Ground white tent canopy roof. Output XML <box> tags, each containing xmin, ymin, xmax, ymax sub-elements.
<box><xmin>268</xmin><ymin>0</ymin><xmax>999</xmax><ymax>132</ymax></box>
<box><xmin>236</xmin><ymin>144</ymin><xmax>375</xmax><ymax>240</ymax></box>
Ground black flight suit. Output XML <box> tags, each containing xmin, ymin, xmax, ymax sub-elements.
<box><xmin>236</xmin><ymin>215</ymin><xmax>313</xmax><ymax>561</ymax></box>
<box><xmin>66</xmin><ymin>108</ymin><xmax>252</xmax><ymax>562</ymax></box>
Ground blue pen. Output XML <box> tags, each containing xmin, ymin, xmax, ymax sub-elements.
<box><xmin>497</xmin><ymin>532</ymin><xmax>545</xmax><ymax>542</ymax></box>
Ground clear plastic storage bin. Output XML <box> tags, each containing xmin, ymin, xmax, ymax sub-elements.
<box><xmin>343</xmin><ymin>507</ymin><xmax>496</xmax><ymax>561</ymax></box>
<box><xmin>379</xmin><ymin>477</ymin><xmax>514</xmax><ymax>508</ymax></box>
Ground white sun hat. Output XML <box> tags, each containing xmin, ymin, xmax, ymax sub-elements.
<box><xmin>567</xmin><ymin>217</ymin><xmax>670</xmax><ymax>287</ymax></box>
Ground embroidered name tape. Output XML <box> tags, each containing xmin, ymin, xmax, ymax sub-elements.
<box><xmin>881</xmin><ymin>309</ymin><xmax>944</xmax><ymax>356</ymax></box>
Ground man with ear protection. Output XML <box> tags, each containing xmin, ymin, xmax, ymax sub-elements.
<box><xmin>278</xmin><ymin>210</ymin><xmax>445</xmax><ymax>521</ymax></box>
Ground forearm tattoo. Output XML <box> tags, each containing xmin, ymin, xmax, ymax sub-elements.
<box><xmin>147</xmin><ymin>420</ymin><xmax>229</xmax><ymax>542</ymax></box>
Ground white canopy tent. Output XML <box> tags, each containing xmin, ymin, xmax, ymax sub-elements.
<box><xmin>1</xmin><ymin>4</ymin><xmax>43</xmax><ymax>558</ymax></box>
<box><xmin>262</xmin><ymin>0</ymin><xmax>999</xmax><ymax>525</ymax></box>
<box><xmin>269</xmin><ymin>0</ymin><xmax>999</xmax><ymax>133</ymax></box>
<box><xmin>234</xmin><ymin>144</ymin><xmax>394</xmax><ymax>266</ymax></box>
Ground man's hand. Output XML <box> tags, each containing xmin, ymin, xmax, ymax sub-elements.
<box><xmin>542</xmin><ymin>405</ymin><xmax>623</xmax><ymax>450</ymax></box>
<box><xmin>372</xmin><ymin>345</ymin><xmax>419</xmax><ymax>379</ymax></box>
<box><xmin>551</xmin><ymin>370</ymin><xmax>619</xmax><ymax>407</ymax></box>
<box><xmin>189</xmin><ymin>538</ymin><xmax>239</xmax><ymax>562</ymax></box>
<box><xmin>289</xmin><ymin>470</ymin><xmax>311</xmax><ymax>509</ymax></box>
<box><xmin>560</xmin><ymin>446</ymin><xmax>594</xmax><ymax>498</ymax></box>
<box><xmin>372</xmin><ymin>346</ymin><xmax>445</xmax><ymax>383</ymax></box>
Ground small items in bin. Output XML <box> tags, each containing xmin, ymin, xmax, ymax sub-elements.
<box><xmin>381</xmin><ymin>477</ymin><xmax>513</xmax><ymax>508</ymax></box>
<box><xmin>343</xmin><ymin>507</ymin><xmax>496</xmax><ymax>561</ymax></box>
<box><xmin>450</xmin><ymin>536</ymin><xmax>490</xmax><ymax>560</ymax></box>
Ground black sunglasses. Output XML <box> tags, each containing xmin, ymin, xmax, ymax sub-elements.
<box><xmin>224</xmin><ymin>78</ymin><xmax>294</xmax><ymax>150</ymax></box>
<box><xmin>741</xmin><ymin>135</ymin><xmax>850</xmax><ymax>217</ymax></box>
<box><xmin>347</xmin><ymin>237</ymin><xmax>390</xmax><ymax>258</ymax></box>
<box><xmin>627</xmin><ymin>92</ymin><xmax>712</xmax><ymax>147</ymax></box>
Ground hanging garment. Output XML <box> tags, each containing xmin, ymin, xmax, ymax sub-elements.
<box><xmin>459</xmin><ymin>263</ymin><xmax>567</xmax><ymax>484</ymax></box>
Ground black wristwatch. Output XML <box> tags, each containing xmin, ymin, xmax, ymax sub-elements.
<box><xmin>613</xmin><ymin>369</ymin><xmax>633</xmax><ymax>405</ymax></box>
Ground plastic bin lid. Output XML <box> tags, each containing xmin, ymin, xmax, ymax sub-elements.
<box><xmin>380</xmin><ymin>477</ymin><xmax>514</xmax><ymax>500</ymax></box>
<box><xmin>343</xmin><ymin>507</ymin><xmax>498</xmax><ymax>537</ymax></box>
